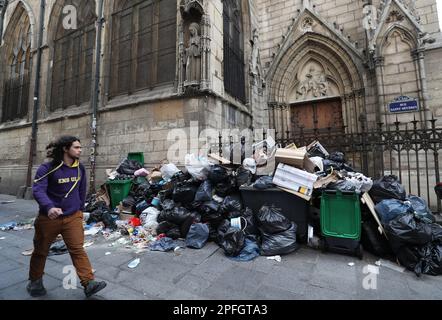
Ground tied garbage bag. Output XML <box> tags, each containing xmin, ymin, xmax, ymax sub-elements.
<box><xmin>160</xmin><ymin>163</ymin><xmax>181</xmax><ymax>181</ymax></box>
<box><xmin>408</xmin><ymin>196</ymin><xmax>436</xmax><ymax>223</ymax></box>
<box><xmin>375</xmin><ymin>199</ymin><xmax>413</xmax><ymax>225</ymax></box>
<box><xmin>160</xmin><ymin>207</ymin><xmax>191</xmax><ymax>225</ymax></box>
<box><xmin>260</xmin><ymin>223</ymin><xmax>298</xmax><ymax>256</ymax></box>
<box><xmin>194</xmin><ymin>180</ymin><xmax>213</xmax><ymax>202</ymax></box>
<box><xmin>185</xmin><ymin>154</ymin><xmax>211</xmax><ymax>181</ymax></box>
<box><xmin>220</xmin><ymin>196</ymin><xmax>243</xmax><ymax>217</ymax></box>
<box><xmin>218</xmin><ymin>223</ymin><xmax>246</xmax><ymax>257</ymax></box>
<box><xmin>257</xmin><ymin>205</ymin><xmax>292</xmax><ymax>235</ymax></box>
<box><xmin>370</xmin><ymin>175</ymin><xmax>407</xmax><ymax>203</ymax></box>
<box><xmin>208</xmin><ymin>165</ymin><xmax>229</xmax><ymax>184</ymax></box>
<box><xmin>186</xmin><ymin>223</ymin><xmax>209</xmax><ymax>249</ymax></box>
<box><xmin>173</xmin><ymin>182</ymin><xmax>198</xmax><ymax>204</ymax></box>
<box><xmin>417</xmin><ymin>243</ymin><xmax>442</xmax><ymax>276</ymax></box>
<box><xmin>150</xmin><ymin>237</ymin><xmax>180</xmax><ymax>252</ymax></box>
<box><xmin>385</xmin><ymin>213</ymin><xmax>433</xmax><ymax>252</ymax></box>
<box><xmin>328</xmin><ymin>152</ymin><xmax>345</xmax><ymax>163</ymax></box>
<box><xmin>236</xmin><ymin>166</ymin><xmax>252</xmax><ymax>187</ymax></box>
<box><xmin>116</xmin><ymin>159</ymin><xmax>143</xmax><ymax>176</ymax></box>
<box><xmin>253</xmin><ymin>176</ymin><xmax>275</xmax><ymax>190</ymax></box>
<box><xmin>180</xmin><ymin>212</ymin><xmax>202</xmax><ymax>238</ymax></box>
<box><xmin>87</xmin><ymin>202</ymin><xmax>117</xmax><ymax>230</ymax></box>
<box><xmin>229</xmin><ymin>238</ymin><xmax>260</xmax><ymax>262</ymax></box>
<box><xmin>215</xmin><ymin>177</ymin><xmax>237</xmax><ymax>197</ymax></box>
<box><xmin>49</xmin><ymin>240</ymin><xmax>68</xmax><ymax>256</ymax></box>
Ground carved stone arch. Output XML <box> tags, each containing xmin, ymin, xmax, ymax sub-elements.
<box><xmin>268</xmin><ymin>34</ymin><xmax>363</xmax><ymax>104</ymax></box>
<box><xmin>378</xmin><ymin>25</ymin><xmax>417</xmax><ymax>57</ymax></box>
<box><xmin>3</xmin><ymin>1</ymin><xmax>36</xmax><ymax>51</ymax></box>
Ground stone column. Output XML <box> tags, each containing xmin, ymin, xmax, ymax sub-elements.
<box><xmin>374</xmin><ymin>56</ymin><xmax>386</xmax><ymax>125</ymax></box>
<box><xmin>200</xmin><ymin>13</ymin><xmax>211</xmax><ymax>91</ymax></box>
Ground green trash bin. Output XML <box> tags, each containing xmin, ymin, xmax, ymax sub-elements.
<box><xmin>107</xmin><ymin>180</ymin><xmax>133</xmax><ymax>209</ymax></box>
<box><xmin>320</xmin><ymin>190</ymin><xmax>363</xmax><ymax>259</ymax></box>
<box><xmin>128</xmin><ymin>152</ymin><xmax>144</xmax><ymax>166</ymax></box>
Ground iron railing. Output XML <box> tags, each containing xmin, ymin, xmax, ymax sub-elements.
<box><xmin>209</xmin><ymin>117</ymin><xmax>442</xmax><ymax>212</ymax></box>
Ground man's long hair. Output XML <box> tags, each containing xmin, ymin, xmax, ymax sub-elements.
<box><xmin>46</xmin><ymin>136</ymin><xmax>81</xmax><ymax>165</ymax></box>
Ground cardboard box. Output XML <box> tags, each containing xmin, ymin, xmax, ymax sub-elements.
<box><xmin>273</xmin><ymin>163</ymin><xmax>318</xmax><ymax>200</ymax></box>
<box><xmin>275</xmin><ymin>147</ymin><xmax>317</xmax><ymax>173</ymax></box>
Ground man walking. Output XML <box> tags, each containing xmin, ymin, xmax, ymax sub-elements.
<box><xmin>28</xmin><ymin>136</ymin><xmax>107</xmax><ymax>298</ymax></box>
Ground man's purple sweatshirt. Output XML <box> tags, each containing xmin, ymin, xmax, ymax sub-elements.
<box><xmin>33</xmin><ymin>161</ymin><xmax>87</xmax><ymax>216</ymax></box>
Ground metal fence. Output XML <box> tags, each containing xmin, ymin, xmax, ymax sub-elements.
<box><xmin>210</xmin><ymin>117</ymin><xmax>442</xmax><ymax>212</ymax></box>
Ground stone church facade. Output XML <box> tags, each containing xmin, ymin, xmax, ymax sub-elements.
<box><xmin>0</xmin><ymin>0</ymin><xmax>441</xmax><ymax>195</ymax></box>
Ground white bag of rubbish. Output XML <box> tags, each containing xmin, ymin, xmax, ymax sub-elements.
<box><xmin>160</xmin><ymin>163</ymin><xmax>180</xmax><ymax>181</ymax></box>
<box><xmin>141</xmin><ymin>207</ymin><xmax>160</xmax><ymax>233</ymax></box>
<box><xmin>185</xmin><ymin>154</ymin><xmax>211</xmax><ymax>181</ymax></box>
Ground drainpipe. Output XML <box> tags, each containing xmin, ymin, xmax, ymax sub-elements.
<box><xmin>0</xmin><ymin>0</ymin><xmax>8</xmax><ymax>45</ymax></box>
<box><xmin>25</xmin><ymin>0</ymin><xmax>45</xmax><ymax>190</ymax></box>
<box><xmin>89</xmin><ymin>0</ymin><xmax>104</xmax><ymax>194</ymax></box>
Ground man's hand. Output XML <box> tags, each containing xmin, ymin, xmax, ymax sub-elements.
<box><xmin>48</xmin><ymin>208</ymin><xmax>63</xmax><ymax>220</ymax></box>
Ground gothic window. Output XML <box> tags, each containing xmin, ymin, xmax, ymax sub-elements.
<box><xmin>223</xmin><ymin>0</ymin><xmax>245</xmax><ymax>103</ymax></box>
<box><xmin>2</xmin><ymin>5</ymin><xmax>31</xmax><ymax>123</ymax></box>
<box><xmin>110</xmin><ymin>0</ymin><xmax>177</xmax><ymax>97</ymax></box>
<box><xmin>50</xmin><ymin>0</ymin><xmax>96</xmax><ymax>111</ymax></box>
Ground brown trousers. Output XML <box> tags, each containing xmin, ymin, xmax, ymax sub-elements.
<box><xmin>29</xmin><ymin>211</ymin><xmax>94</xmax><ymax>287</ymax></box>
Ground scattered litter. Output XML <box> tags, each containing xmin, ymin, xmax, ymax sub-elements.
<box><xmin>266</xmin><ymin>255</ymin><xmax>282</xmax><ymax>262</ymax></box>
<box><xmin>348</xmin><ymin>262</ymin><xmax>355</xmax><ymax>267</ymax></box>
<box><xmin>105</xmin><ymin>252</ymin><xmax>111</xmax><ymax>256</ymax></box>
<box><xmin>375</xmin><ymin>260</ymin><xmax>382</xmax><ymax>266</ymax></box>
<box><xmin>0</xmin><ymin>237</ymin><xmax>5</xmax><ymax>240</ymax></box>
<box><xmin>1</xmin><ymin>200</ymin><xmax>15</xmax><ymax>204</ymax></box>
<box><xmin>378</xmin><ymin>259</ymin><xmax>406</xmax><ymax>273</ymax></box>
<box><xmin>83</xmin><ymin>241</ymin><xmax>94</xmax><ymax>248</ymax></box>
<box><xmin>22</xmin><ymin>249</ymin><xmax>34</xmax><ymax>256</ymax></box>
<box><xmin>48</xmin><ymin>240</ymin><xmax>68</xmax><ymax>256</ymax></box>
<box><xmin>128</xmin><ymin>258</ymin><xmax>140</xmax><ymax>269</ymax></box>
<box><xmin>84</xmin><ymin>225</ymin><xmax>103</xmax><ymax>236</ymax></box>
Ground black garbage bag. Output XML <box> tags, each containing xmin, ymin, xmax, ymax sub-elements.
<box><xmin>242</xmin><ymin>208</ymin><xmax>260</xmax><ymax>236</ymax></box>
<box><xmin>116</xmin><ymin>159</ymin><xmax>143</xmax><ymax>176</ymax></box>
<box><xmin>328</xmin><ymin>152</ymin><xmax>345</xmax><ymax>163</ymax></box>
<box><xmin>135</xmin><ymin>200</ymin><xmax>149</xmax><ymax>215</ymax></box>
<box><xmin>156</xmin><ymin>221</ymin><xmax>177</xmax><ymax>235</ymax></box>
<box><xmin>369</xmin><ymin>175</ymin><xmax>406</xmax><ymax>203</ymax></box>
<box><xmin>322</xmin><ymin>159</ymin><xmax>354</xmax><ymax>172</ymax></box>
<box><xmin>87</xmin><ymin>202</ymin><xmax>117</xmax><ymax>230</ymax></box>
<box><xmin>361</xmin><ymin>220</ymin><xmax>393</xmax><ymax>258</ymax></box>
<box><xmin>220</xmin><ymin>195</ymin><xmax>243</xmax><ymax>216</ymax></box>
<box><xmin>385</xmin><ymin>213</ymin><xmax>433</xmax><ymax>252</ymax></box>
<box><xmin>408</xmin><ymin>196</ymin><xmax>436</xmax><ymax>223</ymax></box>
<box><xmin>260</xmin><ymin>223</ymin><xmax>298</xmax><ymax>256</ymax></box>
<box><xmin>132</xmin><ymin>177</ymin><xmax>151</xmax><ymax>196</ymax></box>
<box><xmin>215</xmin><ymin>176</ymin><xmax>237</xmax><ymax>197</ymax></box>
<box><xmin>122</xmin><ymin>195</ymin><xmax>137</xmax><ymax>208</ymax></box>
<box><xmin>253</xmin><ymin>176</ymin><xmax>275</xmax><ymax>190</ymax></box>
<box><xmin>180</xmin><ymin>212</ymin><xmax>202</xmax><ymax>238</ymax></box>
<box><xmin>160</xmin><ymin>207</ymin><xmax>191</xmax><ymax>225</ymax></box>
<box><xmin>236</xmin><ymin>166</ymin><xmax>252</xmax><ymax>187</ymax></box>
<box><xmin>173</xmin><ymin>182</ymin><xmax>198</xmax><ymax>204</ymax></box>
<box><xmin>194</xmin><ymin>180</ymin><xmax>213</xmax><ymax>202</ymax></box>
<box><xmin>208</xmin><ymin>165</ymin><xmax>229</xmax><ymax>184</ymax></box>
<box><xmin>49</xmin><ymin>240</ymin><xmax>68</xmax><ymax>256</ymax></box>
<box><xmin>217</xmin><ymin>221</ymin><xmax>246</xmax><ymax>257</ymax></box>
<box><xmin>186</xmin><ymin>223</ymin><xmax>210</xmax><ymax>249</ymax></box>
<box><xmin>166</xmin><ymin>226</ymin><xmax>182</xmax><ymax>240</ymax></box>
<box><xmin>208</xmin><ymin>224</ymin><xmax>219</xmax><ymax>242</ymax></box>
<box><xmin>418</xmin><ymin>243</ymin><xmax>442</xmax><ymax>276</ymax></box>
<box><xmin>432</xmin><ymin>223</ymin><xmax>442</xmax><ymax>242</ymax></box>
<box><xmin>435</xmin><ymin>183</ymin><xmax>442</xmax><ymax>199</ymax></box>
<box><xmin>161</xmin><ymin>199</ymin><xmax>175</xmax><ymax>211</ymax></box>
<box><xmin>256</xmin><ymin>205</ymin><xmax>292</xmax><ymax>235</ymax></box>
<box><xmin>396</xmin><ymin>245</ymin><xmax>422</xmax><ymax>275</ymax></box>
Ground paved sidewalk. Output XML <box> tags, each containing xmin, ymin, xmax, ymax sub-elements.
<box><xmin>1</xmin><ymin>195</ymin><xmax>441</xmax><ymax>300</ymax></box>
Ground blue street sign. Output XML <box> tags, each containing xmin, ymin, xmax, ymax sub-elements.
<box><xmin>389</xmin><ymin>96</ymin><xmax>419</xmax><ymax>113</ymax></box>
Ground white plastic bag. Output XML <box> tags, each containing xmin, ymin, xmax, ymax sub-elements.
<box><xmin>185</xmin><ymin>154</ymin><xmax>211</xmax><ymax>180</ymax></box>
<box><xmin>160</xmin><ymin>163</ymin><xmax>180</xmax><ymax>181</ymax></box>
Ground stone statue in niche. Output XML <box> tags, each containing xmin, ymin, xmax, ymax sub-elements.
<box><xmin>250</xmin><ymin>29</ymin><xmax>260</xmax><ymax>77</ymax></box>
<box><xmin>184</xmin><ymin>22</ymin><xmax>201</xmax><ymax>85</ymax></box>
<box><xmin>296</xmin><ymin>67</ymin><xmax>329</xmax><ymax>100</ymax></box>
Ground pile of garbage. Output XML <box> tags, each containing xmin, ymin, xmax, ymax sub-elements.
<box><xmin>82</xmin><ymin>139</ymin><xmax>441</xmax><ymax>276</ymax></box>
